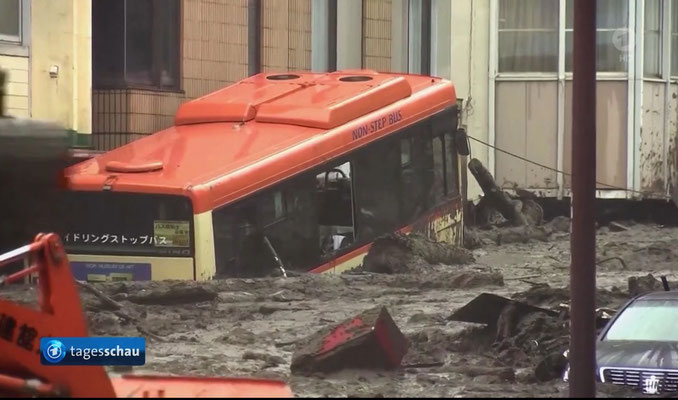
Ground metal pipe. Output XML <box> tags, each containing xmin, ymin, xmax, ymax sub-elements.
<box><xmin>570</xmin><ymin>0</ymin><xmax>597</xmax><ymax>397</ymax></box>
<box><xmin>420</xmin><ymin>0</ymin><xmax>431</xmax><ymax>75</ymax></box>
<box><xmin>327</xmin><ymin>0</ymin><xmax>337</xmax><ymax>72</ymax></box>
<box><xmin>247</xmin><ymin>0</ymin><xmax>261</xmax><ymax>76</ymax></box>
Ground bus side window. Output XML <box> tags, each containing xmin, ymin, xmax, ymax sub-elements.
<box><xmin>212</xmin><ymin>201</ymin><xmax>259</xmax><ymax>277</ymax></box>
<box><xmin>444</xmin><ymin>131</ymin><xmax>459</xmax><ymax>197</ymax></box>
<box><xmin>262</xmin><ymin>175</ymin><xmax>320</xmax><ymax>271</ymax></box>
<box><xmin>431</xmin><ymin>134</ymin><xmax>446</xmax><ymax>205</ymax></box>
<box><xmin>353</xmin><ymin>137</ymin><xmax>401</xmax><ymax>243</ymax></box>
<box><xmin>400</xmin><ymin>123</ymin><xmax>428</xmax><ymax>223</ymax></box>
<box><xmin>315</xmin><ymin>161</ymin><xmax>355</xmax><ymax>258</ymax></box>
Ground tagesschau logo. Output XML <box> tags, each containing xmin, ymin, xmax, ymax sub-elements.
<box><xmin>40</xmin><ymin>337</ymin><xmax>145</xmax><ymax>366</ymax></box>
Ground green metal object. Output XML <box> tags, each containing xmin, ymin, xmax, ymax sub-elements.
<box><xmin>67</xmin><ymin>129</ymin><xmax>93</xmax><ymax>149</ymax></box>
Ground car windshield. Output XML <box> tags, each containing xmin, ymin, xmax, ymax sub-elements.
<box><xmin>604</xmin><ymin>299</ymin><xmax>678</xmax><ymax>342</ymax></box>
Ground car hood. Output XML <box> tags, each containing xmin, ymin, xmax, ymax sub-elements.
<box><xmin>597</xmin><ymin>341</ymin><xmax>678</xmax><ymax>370</ymax></box>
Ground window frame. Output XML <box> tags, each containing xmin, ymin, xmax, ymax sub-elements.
<box><xmin>494</xmin><ymin>0</ymin><xmax>632</xmax><ymax>79</ymax></box>
<box><xmin>92</xmin><ymin>0</ymin><xmax>182</xmax><ymax>92</ymax></box>
<box><xmin>0</xmin><ymin>0</ymin><xmax>30</xmax><ymax>57</ymax></box>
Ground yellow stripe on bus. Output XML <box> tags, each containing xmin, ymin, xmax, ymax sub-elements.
<box><xmin>194</xmin><ymin>210</ymin><xmax>217</xmax><ymax>281</ymax></box>
<box><xmin>66</xmin><ymin>254</ymin><xmax>194</xmax><ymax>281</ymax></box>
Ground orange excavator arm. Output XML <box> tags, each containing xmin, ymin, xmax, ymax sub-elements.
<box><xmin>0</xmin><ymin>233</ymin><xmax>292</xmax><ymax>398</ymax></box>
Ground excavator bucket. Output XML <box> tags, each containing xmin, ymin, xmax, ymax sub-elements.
<box><xmin>0</xmin><ymin>233</ymin><xmax>293</xmax><ymax>398</ymax></box>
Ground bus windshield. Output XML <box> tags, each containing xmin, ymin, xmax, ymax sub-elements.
<box><xmin>604</xmin><ymin>299</ymin><xmax>678</xmax><ymax>342</ymax></box>
<box><xmin>59</xmin><ymin>191</ymin><xmax>194</xmax><ymax>257</ymax></box>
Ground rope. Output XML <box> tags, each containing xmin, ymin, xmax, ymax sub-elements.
<box><xmin>466</xmin><ymin>135</ymin><xmax>671</xmax><ymax>200</ymax></box>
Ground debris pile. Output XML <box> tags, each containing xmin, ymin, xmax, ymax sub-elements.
<box><xmin>627</xmin><ymin>273</ymin><xmax>664</xmax><ymax>297</ymax></box>
<box><xmin>361</xmin><ymin>233</ymin><xmax>474</xmax><ymax>274</ymax></box>
<box><xmin>445</xmin><ymin>279</ymin><xmax>645</xmax><ymax>383</ymax></box>
<box><xmin>465</xmin><ymin>158</ymin><xmax>555</xmax><ymax>246</ymax></box>
<box><xmin>290</xmin><ymin>306</ymin><xmax>409</xmax><ymax>374</ymax></box>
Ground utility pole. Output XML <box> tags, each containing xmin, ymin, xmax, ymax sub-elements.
<box><xmin>570</xmin><ymin>0</ymin><xmax>597</xmax><ymax>397</ymax></box>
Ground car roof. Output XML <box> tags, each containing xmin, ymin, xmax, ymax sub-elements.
<box><xmin>635</xmin><ymin>290</ymin><xmax>678</xmax><ymax>301</ymax></box>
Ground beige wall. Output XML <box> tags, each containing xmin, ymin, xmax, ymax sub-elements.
<box><xmin>449</xmin><ymin>0</ymin><xmax>490</xmax><ymax>200</ymax></box>
<box><xmin>495</xmin><ymin>81</ymin><xmax>559</xmax><ymax>189</ymax></box>
<box><xmin>0</xmin><ymin>55</ymin><xmax>29</xmax><ymax>117</ymax></box>
<box><xmin>31</xmin><ymin>0</ymin><xmax>91</xmax><ymax>133</ymax></box>
<box><xmin>262</xmin><ymin>0</ymin><xmax>312</xmax><ymax>71</ymax></box>
<box><xmin>362</xmin><ymin>0</ymin><xmax>391</xmax><ymax>71</ymax></box>
<box><xmin>563</xmin><ymin>81</ymin><xmax>628</xmax><ymax>189</ymax></box>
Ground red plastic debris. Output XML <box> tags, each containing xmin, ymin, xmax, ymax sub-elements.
<box><xmin>290</xmin><ymin>306</ymin><xmax>409</xmax><ymax>374</ymax></box>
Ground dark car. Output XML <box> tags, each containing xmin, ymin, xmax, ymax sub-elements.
<box><xmin>565</xmin><ymin>290</ymin><xmax>678</xmax><ymax>395</ymax></box>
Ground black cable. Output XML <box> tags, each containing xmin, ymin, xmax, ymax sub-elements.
<box><xmin>467</xmin><ymin>135</ymin><xmax>670</xmax><ymax>199</ymax></box>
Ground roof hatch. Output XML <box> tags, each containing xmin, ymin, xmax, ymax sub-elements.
<box><xmin>173</xmin><ymin>71</ymin><xmax>413</xmax><ymax>129</ymax></box>
<box><xmin>174</xmin><ymin>81</ymin><xmax>304</xmax><ymax>125</ymax></box>
<box><xmin>255</xmin><ymin>74</ymin><xmax>412</xmax><ymax>129</ymax></box>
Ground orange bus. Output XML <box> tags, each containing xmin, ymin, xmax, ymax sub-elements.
<box><xmin>61</xmin><ymin>70</ymin><xmax>467</xmax><ymax>281</ymax></box>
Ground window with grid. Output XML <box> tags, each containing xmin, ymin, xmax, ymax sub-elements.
<box><xmin>671</xmin><ymin>0</ymin><xmax>678</xmax><ymax>76</ymax></box>
<box><xmin>93</xmin><ymin>0</ymin><xmax>180</xmax><ymax>90</ymax></box>
<box><xmin>645</xmin><ymin>0</ymin><xmax>662</xmax><ymax>78</ymax></box>
<box><xmin>498</xmin><ymin>0</ymin><xmax>559</xmax><ymax>73</ymax></box>
<box><xmin>565</xmin><ymin>0</ymin><xmax>629</xmax><ymax>73</ymax></box>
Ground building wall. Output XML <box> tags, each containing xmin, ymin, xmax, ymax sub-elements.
<box><xmin>362</xmin><ymin>0</ymin><xmax>391</xmax><ymax>71</ymax></box>
<box><xmin>262</xmin><ymin>0</ymin><xmax>312</xmax><ymax>71</ymax></box>
<box><xmin>31</xmin><ymin>0</ymin><xmax>91</xmax><ymax>133</ymax></box>
<box><xmin>1</xmin><ymin>55</ymin><xmax>29</xmax><ymax>117</ymax></box>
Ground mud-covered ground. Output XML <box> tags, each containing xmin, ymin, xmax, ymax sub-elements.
<box><xmin>3</xmin><ymin>221</ymin><xmax>677</xmax><ymax>397</ymax></box>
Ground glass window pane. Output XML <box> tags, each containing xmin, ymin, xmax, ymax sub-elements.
<box><xmin>566</xmin><ymin>0</ymin><xmax>628</xmax><ymax>29</ymax></box>
<box><xmin>671</xmin><ymin>36</ymin><xmax>678</xmax><ymax>76</ymax></box>
<box><xmin>597</xmin><ymin>30</ymin><xmax>628</xmax><ymax>72</ymax></box>
<box><xmin>565</xmin><ymin>31</ymin><xmax>629</xmax><ymax>72</ymax></box>
<box><xmin>644</xmin><ymin>0</ymin><xmax>662</xmax><ymax>78</ymax></box>
<box><xmin>0</xmin><ymin>0</ymin><xmax>21</xmax><ymax>41</ymax></box>
<box><xmin>604</xmin><ymin>300</ymin><xmax>678</xmax><ymax>342</ymax></box>
<box><xmin>498</xmin><ymin>0</ymin><xmax>558</xmax><ymax>73</ymax></box>
<box><xmin>499</xmin><ymin>0</ymin><xmax>558</xmax><ymax>29</ymax></box>
<box><xmin>597</xmin><ymin>0</ymin><xmax>628</xmax><ymax>29</ymax></box>
<box><xmin>126</xmin><ymin>0</ymin><xmax>154</xmax><ymax>85</ymax></box>
<box><xmin>157</xmin><ymin>0</ymin><xmax>180</xmax><ymax>88</ymax></box>
<box><xmin>93</xmin><ymin>0</ymin><xmax>125</xmax><ymax>88</ymax></box>
<box><xmin>431</xmin><ymin>136</ymin><xmax>445</xmax><ymax>204</ymax></box>
<box><xmin>444</xmin><ymin>132</ymin><xmax>458</xmax><ymax>197</ymax></box>
<box><xmin>499</xmin><ymin>31</ymin><xmax>558</xmax><ymax>72</ymax></box>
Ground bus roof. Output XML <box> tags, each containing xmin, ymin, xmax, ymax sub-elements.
<box><xmin>66</xmin><ymin>70</ymin><xmax>457</xmax><ymax>214</ymax></box>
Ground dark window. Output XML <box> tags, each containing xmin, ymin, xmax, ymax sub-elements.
<box><xmin>400</xmin><ymin>137</ymin><xmax>412</xmax><ymax>168</ymax></box>
<box><xmin>400</xmin><ymin>119</ymin><xmax>433</xmax><ymax>223</ymax></box>
<box><xmin>353</xmin><ymin>137</ymin><xmax>401</xmax><ymax>243</ymax></box>
<box><xmin>432</xmin><ymin>108</ymin><xmax>460</xmax><ymax>198</ymax></box>
<box><xmin>431</xmin><ymin>134</ymin><xmax>446</xmax><ymax>204</ymax></box>
<box><xmin>0</xmin><ymin>0</ymin><xmax>21</xmax><ymax>43</ymax></box>
<box><xmin>93</xmin><ymin>0</ymin><xmax>180</xmax><ymax>90</ymax></box>
<box><xmin>315</xmin><ymin>161</ymin><xmax>355</xmax><ymax>258</ymax></box>
<box><xmin>444</xmin><ymin>132</ymin><xmax>459</xmax><ymax>197</ymax></box>
<box><xmin>213</xmin><ymin>176</ymin><xmax>321</xmax><ymax>277</ymax></box>
<box><xmin>59</xmin><ymin>192</ymin><xmax>194</xmax><ymax>257</ymax></box>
